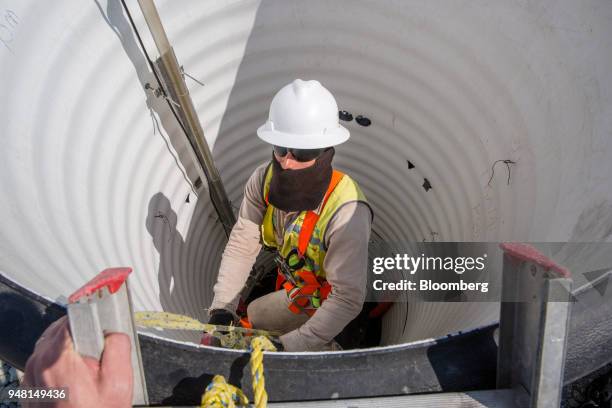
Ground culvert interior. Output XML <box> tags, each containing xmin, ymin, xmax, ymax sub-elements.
<box><xmin>0</xmin><ymin>0</ymin><xmax>611</xmax><ymax>352</ymax></box>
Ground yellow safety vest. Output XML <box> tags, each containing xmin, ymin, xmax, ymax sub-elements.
<box><xmin>260</xmin><ymin>164</ymin><xmax>371</xmax><ymax>313</ymax></box>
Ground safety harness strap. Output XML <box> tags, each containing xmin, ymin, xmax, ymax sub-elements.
<box><xmin>273</xmin><ymin>170</ymin><xmax>344</xmax><ymax>315</ymax></box>
<box><xmin>262</xmin><ymin>168</ymin><xmax>345</xmax><ymax>315</ymax></box>
<box><xmin>297</xmin><ymin>169</ymin><xmax>344</xmax><ymax>254</ymax></box>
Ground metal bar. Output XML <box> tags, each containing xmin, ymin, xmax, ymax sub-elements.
<box><xmin>496</xmin><ymin>254</ymin><xmax>520</xmax><ymax>389</ymax></box>
<box><xmin>497</xmin><ymin>244</ymin><xmax>573</xmax><ymax>408</ymax></box>
<box><xmin>271</xmin><ymin>388</ymin><xmax>530</xmax><ymax>407</ymax></box>
<box><xmin>156</xmin><ymin>389</ymin><xmax>528</xmax><ymax>408</ymax></box>
<box><xmin>137</xmin><ymin>0</ymin><xmax>236</xmax><ymax>236</ymax></box>
<box><xmin>530</xmin><ymin>278</ymin><xmax>572</xmax><ymax>407</ymax></box>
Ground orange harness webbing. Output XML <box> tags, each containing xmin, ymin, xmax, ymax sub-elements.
<box><xmin>267</xmin><ymin>170</ymin><xmax>345</xmax><ymax>315</ymax></box>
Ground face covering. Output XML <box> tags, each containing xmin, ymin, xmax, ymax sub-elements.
<box><xmin>268</xmin><ymin>147</ymin><xmax>335</xmax><ymax>212</ymax></box>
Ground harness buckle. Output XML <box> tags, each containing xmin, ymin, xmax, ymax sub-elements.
<box><xmin>273</xmin><ymin>250</ymin><xmax>327</xmax><ymax>315</ymax></box>
<box><xmin>273</xmin><ymin>254</ymin><xmax>298</xmax><ymax>286</ymax></box>
<box><xmin>273</xmin><ymin>248</ymin><xmax>307</xmax><ymax>285</ymax></box>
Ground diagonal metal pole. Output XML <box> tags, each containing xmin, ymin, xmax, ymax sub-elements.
<box><xmin>137</xmin><ymin>0</ymin><xmax>236</xmax><ymax>236</ymax></box>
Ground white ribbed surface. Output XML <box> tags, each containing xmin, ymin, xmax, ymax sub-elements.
<box><xmin>0</xmin><ymin>0</ymin><xmax>611</xmax><ymax>345</ymax></box>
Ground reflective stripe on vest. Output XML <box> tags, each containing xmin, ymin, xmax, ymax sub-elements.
<box><xmin>260</xmin><ymin>165</ymin><xmax>370</xmax><ymax>314</ymax></box>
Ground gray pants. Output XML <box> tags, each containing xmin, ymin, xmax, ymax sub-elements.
<box><xmin>247</xmin><ymin>289</ymin><xmax>310</xmax><ymax>333</ymax></box>
<box><xmin>247</xmin><ymin>290</ymin><xmax>341</xmax><ymax>351</ymax></box>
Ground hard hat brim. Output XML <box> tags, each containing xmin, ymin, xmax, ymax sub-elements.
<box><xmin>256</xmin><ymin>124</ymin><xmax>350</xmax><ymax>149</ymax></box>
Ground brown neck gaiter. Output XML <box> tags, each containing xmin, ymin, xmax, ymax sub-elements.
<box><xmin>268</xmin><ymin>147</ymin><xmax>335</xmax><ymax>212</ymax></box>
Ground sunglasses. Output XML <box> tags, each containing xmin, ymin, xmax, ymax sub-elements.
<box><xmin>273</xmin><ymin>146</ymin><xmax>327</xmax><ymax>162</ymax></box>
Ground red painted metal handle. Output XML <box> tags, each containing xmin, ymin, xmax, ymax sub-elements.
<box><xmin>68</xmin><ymin>267</ymin><xmax>133</xmax><ymax>303</ymax></box>
<box><xmin>499</xmin><ymin>243</ymin><xmax>571</xmax><ymax>278</ymax></box>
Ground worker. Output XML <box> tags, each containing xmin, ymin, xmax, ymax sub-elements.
<box><xmin>207</xmin><ymin>79</ymin><xmax>373</xmax><ymax>352</ymax></box>
<box><xmin>22</xmin><ymin>316</ymin><xmax>133</xmax><ymax>407</ymax></box>
<box><xmin>19</xmin><ymin>80</ymin><xmax>369</xmax><ymax>406</ymax></box>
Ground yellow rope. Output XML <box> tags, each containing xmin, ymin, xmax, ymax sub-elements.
<box><xmin>133</xmin><ymin>312</ymin><xmax>278</xmax><ymax>407</ymax></box>
<box><xmin>134</xmin><ymin>311</ymin><xmax>279</xmax><ymax>336</ymax></box>
<box><xmin>201</xmin><ymin>336</ymin><xmax>277</xmax><ymax>408</ymax></box>
<box><xmin>134</xmin><ymin>311</ymin><xmax>280</xmax><ymax>350</ymax></box>
<box><xmin>249</xmin><ymin>336</ymin><xmax>277</xmax><ymax>408</ymax></box>
<box><xmin>201</xmin><ymin>375</ymin><xmax>248</xmax><ymax>408</ymax></box>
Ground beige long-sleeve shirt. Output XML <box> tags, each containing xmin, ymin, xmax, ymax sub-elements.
<box><xmin>210</xmin><ymin>162</ymin><xmax>372</xmax><ymax>351</ymax></box>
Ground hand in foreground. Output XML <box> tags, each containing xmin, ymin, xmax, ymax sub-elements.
<box><xmin>22</xmin><ymin>316</ymin><xmax>133</xmax><ymax>407</ymax></box>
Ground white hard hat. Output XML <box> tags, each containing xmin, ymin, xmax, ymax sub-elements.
<box><xmin>257</xmin><ymin>79</ymin><xmax>350</xmax><ymax>149</ymax></box>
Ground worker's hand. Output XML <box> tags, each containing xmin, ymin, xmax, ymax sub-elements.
<box><xmin>270</xmin><ymin>337</ymin><xmax>284</xmax><ymax>351</ymax></box>
<box><xmin>201</xmin><ymin>309</ymin><xmax>235</xmax><ymax>347</ymax></box>
<box><xmin>207</xmin><ymin>309</ymin><xmax>235</xmax><ymax>326</ymax></box>
<box><xmin>22</xmin><ymin>316</ymin><xmax>133</xmax><ymax>408</ymax></box>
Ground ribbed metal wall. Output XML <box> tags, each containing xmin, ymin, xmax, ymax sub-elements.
<box><xmin>0</xmin><ymin>0</ymin><xmax>611</xmax><ymax>345</ymax></box>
